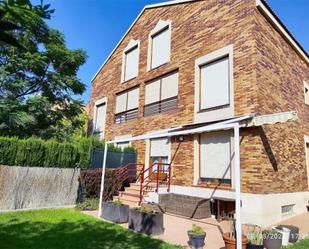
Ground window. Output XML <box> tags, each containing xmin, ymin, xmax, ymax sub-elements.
<box><xmin>150</xmin><ymin>138</ymin><xmax>169</xmax><ymax>175</ymax></box>
<box><xmin>115</xmin><ymin>87</ymin><xmax>139</xmax><ymax>124</ymax></box>
<box><xmin>305</xmin><ymin>136</ymin><xmax>309</xmax><ymax>189</ymax></box>
<box><xmin>199</xmin><ymin>131</ymin><xmax>233</xmax><ymax>184</ymax></box>
<box><xmin>281</xmin><ymin>204</ymin><xmax>294</xmax><ymax>216</ymax></box>
<box><xmin>200</xmin><ymin>57</ymin><xmax>230</xmax><ymax>110</ymax></box>
<box><xmin>116</xmin><ymin>141</ymin><xmax>130</xmax><ymax>150</ymax></box>
<box><xmin>144</xmin><ymin>71</ymin><xmax>178</xmax><ymax>116</ymax></box>
<box><xmin>304</xmin><ymin>81</ymin><xmax>309</xmax><ymax>105</ymax></box>
<box><xmin>121</xmin><ymin>39</ymin><xmax>140</xmax><ymax>83</ymax></box>
<box><xmin>194</xmin><ymin>45</ymin><xmax>234</xmax><ymax>123</ymax></box>
<box><xmin>93</xmin><ymin>98</ymin><xmax>107</xmax><ymax>139</ymax></box>
<box><xmin>147</xmin><ymin>20</ymin><xmax>171</xmax><ymax>70</ymax></box>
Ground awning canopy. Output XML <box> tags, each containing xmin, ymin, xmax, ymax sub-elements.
<box><xmin>108</xmin><ymin>111</ymin><xmax>297</xmax><ymax>144</ymax></box>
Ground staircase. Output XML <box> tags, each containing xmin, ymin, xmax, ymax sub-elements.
<box><xmin>113</xmin><ymin>182</ymin><xmax>157</xmax><ymax>208</ymax></box>
<box><xmin>111</xmin><ymin>162</ymin><xmax>171</xmax><ymax>208</ymax></box>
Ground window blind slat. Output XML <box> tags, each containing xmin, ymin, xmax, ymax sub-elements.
<box><xmin>200</xmin><ymin>57</ymin><xmax>230</xmax><ymax>109</ymax></box>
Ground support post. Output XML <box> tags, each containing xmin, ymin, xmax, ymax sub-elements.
<box><xmin>234</xmin><ymin>124</ymin><xmax>242</xmax><ymax>249</ymax></box>
<box><xmin>98</xmin><ymin>142</ymin><xmax>108</xmax><ymax>217</ymax></box>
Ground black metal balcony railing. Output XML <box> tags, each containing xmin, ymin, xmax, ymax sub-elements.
<box><xmin>144</xmin><ymin>96</ymin><xmax>178</xmax><ymax>117</ymax></box>
<box><xmin>115</xmin><ymin>108</ymin><xmax>138</xmax><ymax>124</ymax></box>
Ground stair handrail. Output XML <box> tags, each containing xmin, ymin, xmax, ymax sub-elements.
<box><xmin>138</xmin><ymin>162</ymin><xmax>171</xmax><ymax>205</ymax></box>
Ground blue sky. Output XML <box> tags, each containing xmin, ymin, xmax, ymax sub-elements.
<box><xmin>46</xmin><ymin>0</ymin><xmax>309</xmax><ymax>104</ymax></box>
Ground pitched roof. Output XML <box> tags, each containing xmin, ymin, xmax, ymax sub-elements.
<box><xmin>92</xmin><ymin>0</ymin><xmax>308</xmax><ymax>82</ymax></box>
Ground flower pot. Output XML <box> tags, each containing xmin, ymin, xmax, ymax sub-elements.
<box><xmin>273</xmin><ymin>227</ymin><xmax>290</xmax><ymax>246</ymax></box>
<box><xmin>187</xmin><ymin>231</ymin><xmax>206</xmax><ymax>249</ymax></box>
<box><xmin>101</xmin><ymin>201</ymin><xmax>129</xmax><ymax>223</ymax></box>
<box><xmin>128</xmin><ymin>208</ymin><xmax>164</xmax><ymax>235</ymax></box>
<box><xmin>263</xmin><ymin>233</ymin><xmax>282</xmax><ymax>249</ymax></box>
<box><xmin>247</xmin><ymin>244</ymin><xmax>264</xmax><ymax>249</ymax></box>
<box><xmin>222</xmin><ymin>232</ymin><xmax>248</xmax><ymax>249</ymax></box>
<box><xmin>282</xmin><ymin>225</ymin><xmax>299</xmax><ymax>243</ymax></box>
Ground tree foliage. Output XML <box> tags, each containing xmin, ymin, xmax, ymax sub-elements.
<box><xmin>0</xmin><ymin>0</ymin><xmax>87</xmax><ymax>139</ymax></box>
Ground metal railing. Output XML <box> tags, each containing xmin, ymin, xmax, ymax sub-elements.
<box><xmin>144</xmin><ymin>96</ymin><xmax>178</xmax><ymax>117</ymax></box>
<box><xmin>137</xmin><ymin>162</ymin><xmax>171</xmax><ymax>205</ymax></box>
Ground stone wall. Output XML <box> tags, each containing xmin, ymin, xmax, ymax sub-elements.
<box><xmin>0</xmin><ymin>166</ymin><xmax>80</xmax><ymax>211</ymax></box>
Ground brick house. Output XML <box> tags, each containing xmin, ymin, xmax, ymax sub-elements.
<box><xmin>89</xmin><ymin>0</ymin><xmax>309</xmax><ymax>227</ymax></box>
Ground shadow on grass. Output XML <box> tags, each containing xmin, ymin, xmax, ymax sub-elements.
<box><xmin>0</xmin><ymin>212</ymin><xmax>179</xmax><ymax>249</ymax></box>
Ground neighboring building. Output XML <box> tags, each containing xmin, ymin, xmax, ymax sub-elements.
<box><xmin>90</xmin><ymin>0</ymin><xmax>309</xmax><ymax>227</ymax></box>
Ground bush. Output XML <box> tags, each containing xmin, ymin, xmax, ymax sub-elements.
<box><xmin>75</xmin><ymin>198</ymin><xmax>99</xmax><ymax>211</ymax></box>
<box><xmin>79</xmin><ymin>168</ymin><xmax>125</xmax><ymax>201</ymax></box>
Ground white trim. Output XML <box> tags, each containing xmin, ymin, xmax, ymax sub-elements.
<box><xmin>305</xmin><ymin>135</ymin><xmax>309</xmax><ymax>190</ymax></box>
<box><xmin>114</xmin><ymin>134</ymin><xmax>133</xmax><ymax>148</ymax></box>
<box><xmin>194</xmin><ymin>44</ymin><xmax>234</xmax><ymax>123</ymax></box>
<box><xmin>93</xmin><ymin>97</ymin><xmax>108</xmax><ymax>139</ymax></box>
<box><xmin>121</xmin><ymin>39</ymin><xmax>140</xmax><ymax>83</ymax></box>
<box><xmin>147</xmin><ymin>20</ymin><xmax>172</xmax><ymax>71</ymax></box>
<box><xmin>256</xmin><ymin>0</ymin><xmax>309</xmax><ymax>65</ymax></box>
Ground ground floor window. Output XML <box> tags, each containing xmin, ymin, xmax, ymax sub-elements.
<box><xmin>149</xmin><ymin>138</ymin><xmax>169</xmax><ymax>180</ymax></box>
<box><xmin>199</xmin><ymin>130</ymin><xmax>233</xmax><ymax>185</ymax></box>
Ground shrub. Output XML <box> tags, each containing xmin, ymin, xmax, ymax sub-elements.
<box><xmin>79</xmin><ymin>168</ymin><xmax>125</xmax><ymax>201</ymax></box>
<box><xmin>75</xmin><ymin>198</ymin><xmax>99</xmax><ymax>211</ymax></box>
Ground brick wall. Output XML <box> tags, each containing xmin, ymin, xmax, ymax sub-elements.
<box><xmin>90</xmin><ymin>0</ymin><xmax>309</xmax><ymax>194</ymax></box>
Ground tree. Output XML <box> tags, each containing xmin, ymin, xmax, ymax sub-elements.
<box><xmin>0</xmin><ymin>0</ymin><xmax>87</xmax><ymax>139</ymax></box>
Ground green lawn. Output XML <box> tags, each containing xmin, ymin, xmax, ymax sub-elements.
<box><xmin>284</xmin><ymin>239</ymin><xmax>309</xmax><ymax>249</ymax></box>
<box><xmin>0</xmin><ymin>208</ymin><xmax>182</xmax><ymax>249</ymax></box>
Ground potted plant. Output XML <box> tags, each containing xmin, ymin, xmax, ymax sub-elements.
<box><xmin>262</xmin><ymin>230</ymin><xmax>282</xmax><ymax>249</ymax></box>
<box><xmin>273</xmin><ymin>226</ymin><xmax>290</xmax><ymax>246</ymax></box>
<box><xmin>128</xmin><ymin>206</ymin><xmax>164</xmax><ymax>235</ymax></box>
<box><xmin>101</xmin><ymin>199</ymin><xmax>129</xmax><ymax>223</ymax></box>
<box><xmin>187</xmin><ymin>224</ymin><xmax>206</xmax><ymax>249</ymax></box>
<box><xmin>246</xmin><ymin>225</ymin><xmax>263</xmax><ymax>249</ymax></box>
<box><xmin>222</xmin><ymin>219</ymin><xmax>248</xmax><ymax>249</ymax></box>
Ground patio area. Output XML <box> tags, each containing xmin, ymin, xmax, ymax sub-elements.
<box><xmin>83</xmin><ymin>210</ymin><xmax>309</xmax><ymax>249</ymax></box>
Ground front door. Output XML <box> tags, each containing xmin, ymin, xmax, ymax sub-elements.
<box><xmin>149</xmin><ymin>138</ymin><xmax>169</xmax><ymax>181</ymax></box>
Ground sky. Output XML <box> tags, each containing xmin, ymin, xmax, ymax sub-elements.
<box><xmin>45</xmin><ymin>0</ymin><xmax>309</xmax><ymax>104</ymax></box>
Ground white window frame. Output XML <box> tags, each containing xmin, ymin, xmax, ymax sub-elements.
<box><xmin>121</xmin><ymin>39</ymin><xmax>140</xmax><ymax>83</ymax></box>
<box><xmin>114</xmin><ymin>134</ymin><xmax>132</xmax><ymax>149</ymax></box>
<box><xmin>304</xmin><ymin>81</ymin><xmax>309</xmax><ymax>106</ymax></box>
<box><xmin>93</xmin><ymin>97</ymin><xmax>107</xmax><ymax>139</ymax></box>
<box><xmin>147</xmin><ymin>20</ymin><xmax>172</xmax><ymax>71</ymax></box>
<box><xmin>194</xmin><ymin>45</ymin><xmax>234</xmax><ymax>123</ymax></box>
<box><xmin>305</xmin><ymin>135</ymin><xmax>309</xmax><ymax>190</ymax></box>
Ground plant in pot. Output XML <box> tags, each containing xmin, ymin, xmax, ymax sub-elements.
<box><xmin>262</xmin><ymin>229</ymin><xmax>282</xmax><ymax>249</ymax></box>
<box><xmin>128</xmin><ymin>206</ymin><xmax>164</xmax><ymax>235</ymax></box>
<box><xmin>246</xmin><ymin>225</ymin><xmax>263</xmax><ymax>249</ymax></box>
<box><xmin>187</xmin><ymin>224</ymin><xmax>206</xmax><ymax>249</ymax></box>
<box><xmin>222</xmin><ymin>219</ymin><xmax>248</xmax><ymax>249</ymax></box>
<box><xmin>273</xmin><ymin>225</ymin><xmax>290</xmax><ymax>246</ymax></box>
<box><xmin>101</xmin><ymin>199</ymin><xmax>129</xmax><ymax>223</ymax></box>
<box><xmin>277</xmin><ymin>225</ymin><xmax>299</xmax><ymax>243</ymax></box>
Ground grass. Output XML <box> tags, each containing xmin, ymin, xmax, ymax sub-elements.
<box><xmin>75</xmin><ymin>199</ymin><xmax>99</xmax><ymax>211</ymax></box>
<box><xmin>0</xmin><ymin>208</ymin><xmax>182</xmax><ymax>249</ymax></box>
<box><xmin>284</xmin><ymin>239</ymin><xmax>309</xmax><ymax>249</ymax></box>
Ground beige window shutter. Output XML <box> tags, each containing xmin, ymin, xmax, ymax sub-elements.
<box><xmin>150</xmin><ymin>138</ymin><xmax>169</xmax><ymax>157</ymax></box>
<box><xmin>116</xmin><ymin>92</ymin><xmax>127</xmax><ymax>113</ymax></box>
<box><xmin>125</xmin><ymin>46</ymin><xmax>139</xmax><ymax>81</ymax></box>
<box><xmin>145</xmin><ymin>80</ymin><xmax>161</xmax><ymax>105</ymax></box>
<box><xmin>127</xmin><ymin>88</ymin><xmax>139</xmax><ymax>110</ymax></box>
<box><xmin>200</xmin><ymin>131</ymin><xmax>232</xmax><ymax>179</ymax></box>
<box><xmin>200</xmin><ymin>56</ymin><xmax>230</xmax><ymax>109</ymax></box>
<box><xmin>151</xmin><ymin>28</ymin><xmax>170</xmax><ymax>69</ymax></box>
<box><xmin>161</xmin><ymin>72</ymin><xmax>178</xmax><ymax>100</ymax></box>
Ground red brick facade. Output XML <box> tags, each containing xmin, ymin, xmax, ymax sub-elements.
<box><xmin>90</xmin><ymin>0</ymin><xmax>309</xmax><ymax>194</ymax></box>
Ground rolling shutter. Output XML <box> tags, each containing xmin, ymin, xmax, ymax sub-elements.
<box><xmin>145</xmin><ymin>80</ymin><xmax>160</xmax><ymax>105</ymax></box>
<box><xmin>127</xmin><ymin>88</ymin><xmax>139</xmax><ymax>110</ymax></box>
<box><xmin>125</xmin><ymin>46</ymin><xmax>139</xmax><ymax>81</ymax></box>
<box><xmin>161</xmin><ymin>72</ymin><xmax>178</xmax><ymax>100</ymax></box>
<box><xmin>151</xmin><ymin>28</ymin><xmax>170</xmax><ymax>69</ymax></box>
<box><xmin>151</xmin><ymin>138</ymin><xmax>169</xmax><ymax>157</ymax></box>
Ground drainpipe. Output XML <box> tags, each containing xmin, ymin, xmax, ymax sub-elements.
<box><xmin>98</xmin><ymin>141</ymin><xmax>109</xmax><ymax>217</ymax></box>
<box><xmin>234</xmin><ymin>124</ymin><xmax>242</xmax><ymax>249</ymax></box>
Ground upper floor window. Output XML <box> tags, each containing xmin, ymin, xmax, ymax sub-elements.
<box><xmin>147</xmin><ymin>20</ymin><xmax>171</xmax><ymax>71</ymax></box>
<box><xmin>304</xmin><ymin>81</ymin><xmax>309</xmax><ymax>106</ymax></box>
<box><xmin>144</xmin><ymin>71</ymin><xmax>178</xmax><ymax>116</ymax></box>
<box><xmin>93</xmin><ymin>97</ymin><xmax>107</xmax><ymax>139</ymax></box>
<box><xmin>194</xmin><ymin>45</ymin><xmax>234</xmax><ymax>123</ymax></box>
<box><xmin>121</xmin><ymin>39</ymin><xmax>140</xmax><ymax>83</ymax></box>
<box><xmin>115</xmin><ymin>87</ymin><xmax>139</xmax><ymax>124</ymax></box>
<box><xmin>200</xmin><ymin>56</ymin><xmax>230</xmax><ymax>110</ymax></box>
